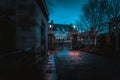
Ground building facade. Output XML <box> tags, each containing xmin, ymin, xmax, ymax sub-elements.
<box><xmin>48</xmin><ymin>23</ymin><xmax>74</xmax><ymax>49</ymax></box>
<box><xmin>0</xmin><ymin>0</ymin><xmax>49</xmax><ymax>63</ymax></box>
<box><xmin>79</xmin><ymin>29</ymin><xmax>97</xmax><ymax>47</ymax></box>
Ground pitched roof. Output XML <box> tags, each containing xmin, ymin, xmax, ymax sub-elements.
<box><xmin>52</xmin><ymin>24</ymin><xmax>73</xmax><ymax>31</ymax></box>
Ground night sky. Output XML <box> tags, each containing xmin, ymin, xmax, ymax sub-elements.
<box><xmin>45</xmin><ymin>0</ymin><xmax>88</xmax><ymax>24</ymax></box>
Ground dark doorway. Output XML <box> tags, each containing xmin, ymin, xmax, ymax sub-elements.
<box><xmin>41</xmin><ymin>21</ymin><xmax>46</xmax><ymax>56</ymax></box>
<box><xmin>0</xmin><ymin>16</ymin><xmax>16</xmax><ymax>52</ymax></box>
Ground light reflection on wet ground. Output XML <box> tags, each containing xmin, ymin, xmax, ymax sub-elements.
<box><xmin>54</xmin><ymin>49</ymin><xmax>120</xmax><ymax>80</ymax></box>
<box><xmin>38</xmin><ymin>54</ymin><xmax>57</xmax><ymax>80</ymax></box>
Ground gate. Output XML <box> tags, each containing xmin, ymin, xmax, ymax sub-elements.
<box><xmin>55</xmin><ymin>39</ymin><xmax>71</xmax><ymax>50</ymax></box>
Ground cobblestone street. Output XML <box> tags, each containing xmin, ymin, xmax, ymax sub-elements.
<box><xmin>52</xmin><ymin>49</ymin><xmax>120</xmax><ymax>80</ymax></box>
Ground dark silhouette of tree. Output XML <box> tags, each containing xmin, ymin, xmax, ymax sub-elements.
<box><xmin>81</xmin><ymin>0</ymin><xmax>120</xmax><ymax>32</ymax></box>
<box><xmin>81</xmin><ymin>0</ymin><xmax>120</xmax><ymax>50</ymax></box>
<box><xmin>105</xmin><ymin>0</ymin><xmax>120</xmax><ymax>51</ymax></box>
<box><xmin>105</xmin><ymin>0</ymin><xmax>120</xmax><ymax>21</ymax></box>
<box><xmin>81</xmin><ymin>0</ymin><xmax>107</xmax><ymax>47</ymax></box>
<box><xmin>75</xmin><ymin>15</ymin><xmax>90</xmax><ymax>33</ymax></box>
<box><xmin>82</xmin><ymin>0</ymin><xmax>107</xmax><ymax>33</ymax></box>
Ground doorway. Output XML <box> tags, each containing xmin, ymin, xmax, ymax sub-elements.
<box><xmin>0</xmin><ymin>16</ymin><xmax>16</xmax><ymax>52</ymax></box>
<box><xmin>41</xmin><ymin>21</ymin><xmax>46</xmax><ymax>56</ymax></box>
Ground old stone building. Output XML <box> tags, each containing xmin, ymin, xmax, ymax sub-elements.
<box><xmin>79</xmin><ymin>28</ymin><xmax>97</xmax><ymax>47</ymax></box>
<box><xmin>48</xmin><ymin>23</ymin><xmax>74</xmax><ymax>49</ymax></box>
<box><xmin>0</xmin><ymin>0</ymin><xmax>49</xmax><ymax>62</ymax></box>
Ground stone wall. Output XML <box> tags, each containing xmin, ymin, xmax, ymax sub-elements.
<box><xmin>0</xmin><ymin>0</ymin><xmax>48</xmax><ymax>55</ymax></box>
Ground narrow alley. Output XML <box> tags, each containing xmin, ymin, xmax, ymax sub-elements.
<box><xmin>0</xmin><ymin>0</ymin><xmax>120</xmax><ymax>80</ymax></box>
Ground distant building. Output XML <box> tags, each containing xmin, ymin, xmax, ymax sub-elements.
<box><xmin>0</xmin><ymin>0</ymin><xmax>49</xmax><ymax>62</ymax></box>
<box><xmin>79</xmin><ymin>28</ymin><xmax>97</xmax><ymax>47</ymax></box>
<box><xmin>51</xmin><ymin>24</ymin><xmax>73</xmax><ymax>40</ymax></box>
<box><xmin>48</xmin><ymin>23</ymin><xmax>74</xmax><ymax>49</ymax></box>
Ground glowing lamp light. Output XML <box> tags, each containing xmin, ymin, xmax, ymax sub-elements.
<box><xmin>49</xmin><ymin>25</ymin><xmax>52</xmax><ymax>28</ymax></box>
<box><xmin>73</xmin><ymin>25</ymin><xmax>76</xmax><ymax>28</ymax></box>
<box><xmin>114</xmin><ymin>27</ymin><xmax>116</xmax><ymax>29</ymax></box>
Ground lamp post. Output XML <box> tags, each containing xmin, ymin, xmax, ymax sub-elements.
<box><xmin>49</xmin><ymin>24</ymin><xmax>52</xmax><ymax>32</ymax></box>
<box><xmin>73</xmin><ymin>25</ymin><xmax>76</xmax><ymax>29</ymax></box>
<box><xmin>72</xmin><ymin>25</ymin><xmax>78</xmax><ymax>50</ymax></box>
<box><xmin>114</xmin><ymin>26</ymin><xmax>119</xmax><ymax>51</ymax></box>
<box><xmin>109</xmin><ymin>16</ymin><xmax>120</xmax><ymax>52</ymax></box>
<box><xmin>50</xmin><ymin>24</ymin><xmax>52</xmax><ymax>28</ymax></box>
<box><xmin>48</xmin><ymin>23</ymin><xmax>55</xmax><ymax>50</ymax></box>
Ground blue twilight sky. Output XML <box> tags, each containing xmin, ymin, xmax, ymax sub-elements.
<box><xmin>45</xmin><ymin>0</ymin><xmax>88</xmax><ymax>24</ymax></box>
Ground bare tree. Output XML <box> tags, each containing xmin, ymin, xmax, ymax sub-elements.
<box><xmin>82</xmin><ymin>0</ymin><xmax>107</xmax><ymax>33</ymax></box>
<box><xmin>105</xmin><ymin>0</ymin><xmax>120</xmax><ymax>20</ymax></box>
<box><xmin>105</xmin><ymin>0</ymin><xmax>120</xmax><ymax>33</ymax></box>
<box><xmin>105</xmin><ymin>0</ymin><xmax>120</xmax><ymax>51</ymax></box>
<box><xmin>82</xmin><ymin>0</ymin><xmax>120</xmax><ymax>50</ymax></box>
<box><xmin>75</xmin><ymin>15</ymin><xmax>90</xmax><ymax>33</ymax></box>
<box><xmin>81</xmin><ymin>0</ymin><xmax>108</xmax><ymax>47</ymax></box>
<box><xmin>77</xmin><ymin>0</ymin><xmax>120</xmax><ymax>33</ymax></box>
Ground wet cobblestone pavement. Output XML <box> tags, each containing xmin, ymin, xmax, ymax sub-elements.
<box><xmin>38</xmin><ymin>54</ymin><xmax>57</xmax><ymax>80</ymax></box>
<box><xmin>1</xmin><ymin>50</ymin><xmax>120</xmax><ymax>80</ymax></box>
<box><xmin>54</xmin><ymin>50</ymin><xmax>120</xmax><ymax>80</ymax></box>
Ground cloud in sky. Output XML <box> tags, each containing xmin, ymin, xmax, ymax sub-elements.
<box><xmin>46</xmin><ymin>0</ymin><xmax>87</xmax><ymax>24</ymax></box>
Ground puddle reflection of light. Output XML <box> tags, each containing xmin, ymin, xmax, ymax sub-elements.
<box><xmin>69</xmin><ymin>51</ymin><xmax>82</xmax><ymax>62</ymax></box>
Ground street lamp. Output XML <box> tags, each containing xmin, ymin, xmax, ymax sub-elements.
<box><xmin>114</xmin><ymin>26</ymin><xmax>117</xmax><ymax>30</ymax></box>
<box><xmin>73</xmin><ymin>25</ymin><xmax>76</xmax><ymax>29</ymax></box>
<box><xmin>49</xmin><ymin>24</ymin><xmax>53</xmax><ymax>32</ymax></box>
<box><xmin>49</xmin><ymin>24</ymin><xmax>52</xmax><ymax>28</ymax></box>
